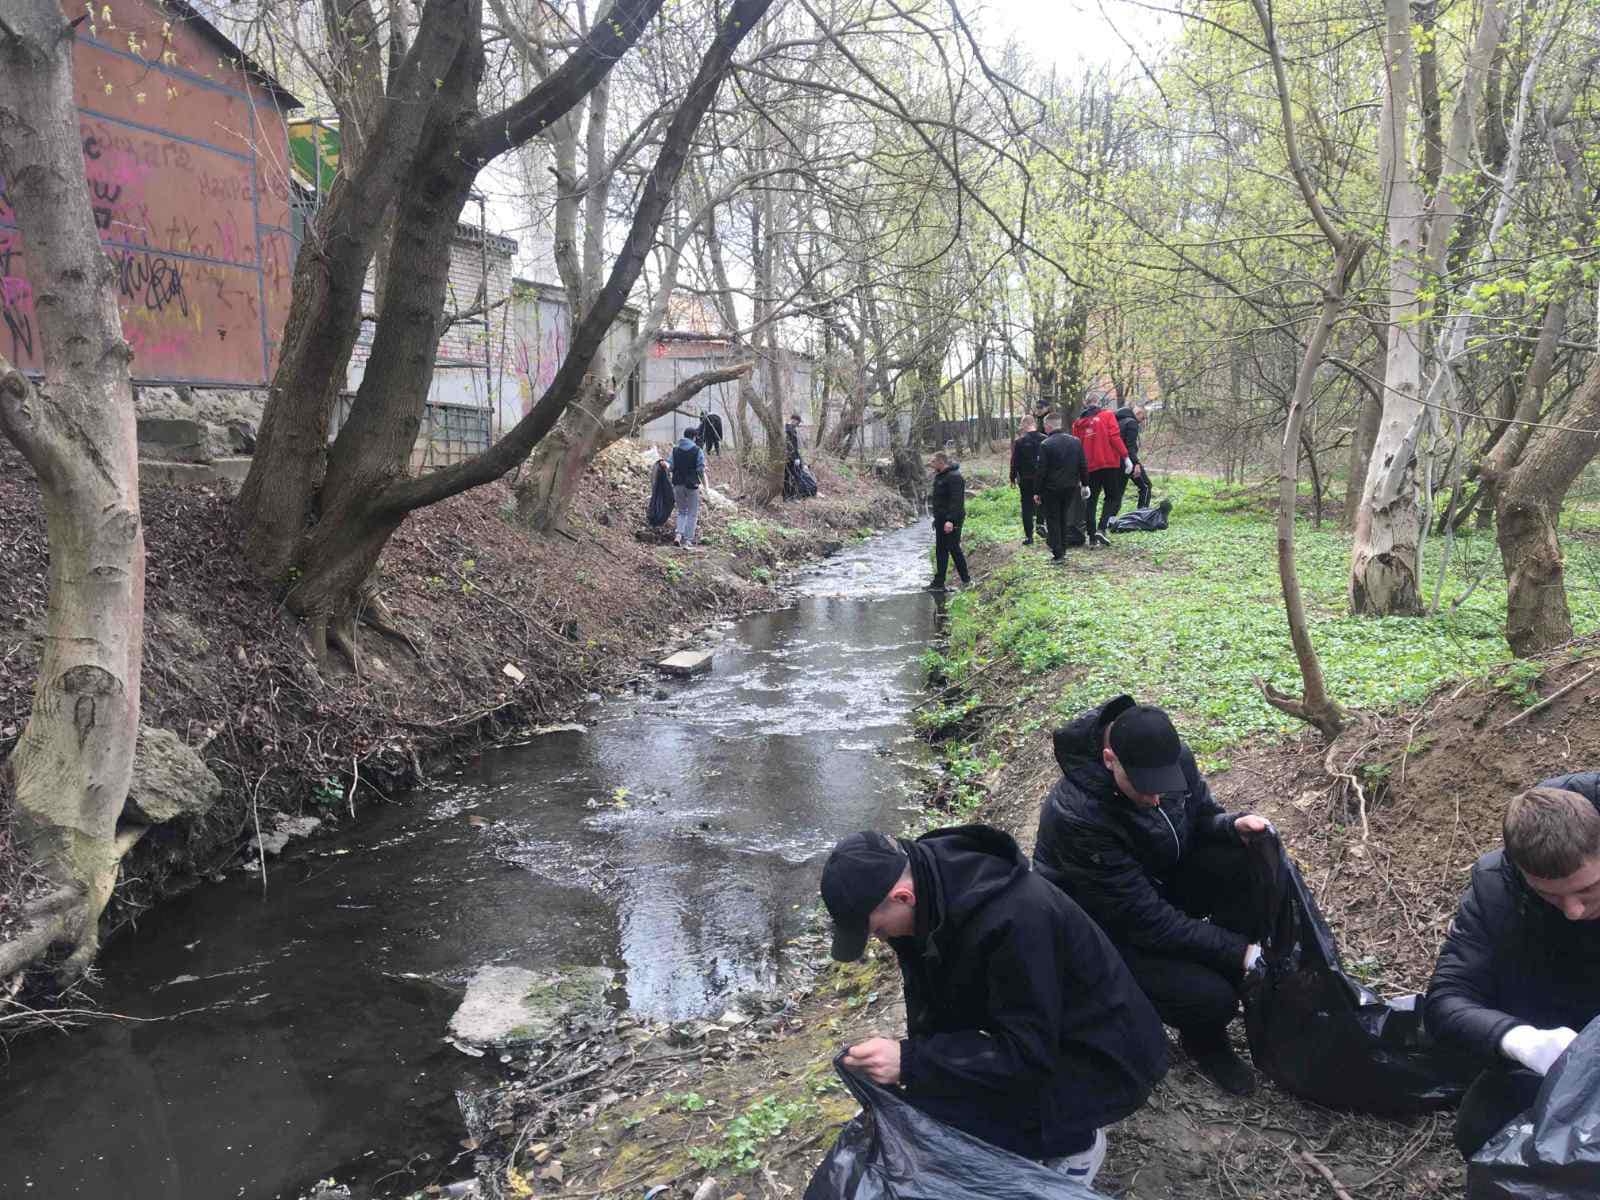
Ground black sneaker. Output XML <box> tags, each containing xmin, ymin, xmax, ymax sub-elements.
<box><xmin>1091</xmin><ymin>531</ymin><xmax>1111</xmax><ymax>548</ymax></box>
<box><xmin>1183</xmin><ymin>1037</ymin><xmax>1256</xmax><ymax>1097</ymax></box>
<box><xmin>1023</xmin><ymin>536</ymin><xmax>1034</xmax><ymax>545</ymax></box>
<box><xmin>925</xmin><ymin>581</ymin><xmax>947</xmax><ymax>593</ymax></box>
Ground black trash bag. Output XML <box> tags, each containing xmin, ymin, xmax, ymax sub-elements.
<box><xmin>1105</xmin><ymin>498</ymin><xmax>1171</xmax><ymax>533</ymax></box>
<box><xmin>1242</xmin><ymin>835</ymin><xmax>1478</xmax><ymax>1116</ymax></box>
<box><xmin>1468</xmin><ymin>1015</ymin><xmax>1600</xmax><ymax>1199</ymax></box>
<box><xmin>803</xmin><ymin>1054</ymin><xmax>1103</xmax><ymax>1200</ymax></box>
<box><xmin>785</xmin><ymin>459</ymin><xmax>819</xmax><ymax>500</ymax></box>
<box><xmin>647</xmin><ymin>460</ymin><xmax>675</xmax><ymax>527</ymax></box>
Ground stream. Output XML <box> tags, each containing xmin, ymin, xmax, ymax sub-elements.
<box><xmin>0</xmin><ymin>523</ymin><xmax>940</xmax><ymax>1200</ymax></box>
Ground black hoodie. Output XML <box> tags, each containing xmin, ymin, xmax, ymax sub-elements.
<box><xmin>1424</xmin><ymin>772</ymin><xmax>1600</xmax><ymax>1063</ymax></box>
<box><xmin>1036</xmin><ymin>430</ymin><xmax>1087</xmax><ymax>493</ymax></box>
<box><xmin>1031</xmin><ymin>695</ymin><xmax>1249</xmax><ymax>976</ymax></box>
<box><xmin>1115</xmin><ymin>405</ymin><xmax>1141</xmax><ymax>462</ymax></box>
<box><xmin>890</xmin><ymin>824</ymin><xmax>1168</xmax><ymax>1158</ymax></box>
<box><xmin>929</xmin><ymin>461</ymin><xmax>965</xmax><ymax>526</ymax></box>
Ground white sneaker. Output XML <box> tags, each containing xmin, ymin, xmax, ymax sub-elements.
<box><xmin>1043</xmin><ymin>1127</ymin><xmax>1107</xmax><ymax>1186</ymax></box>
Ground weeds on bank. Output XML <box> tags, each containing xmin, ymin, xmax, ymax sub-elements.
<box><xmin>687</xmin><ymin>1095</ymin><xmax>821</xmax><ymax>1173</ymax></box>
<box><xmin>947</xmin><ymin>475</ymin><xmax>1600</xmax><ymax>759</ymax></box>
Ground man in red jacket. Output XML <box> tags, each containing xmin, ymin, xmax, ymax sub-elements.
<box><xmin>1072</xmin><ymin>399</ymin><xmax>1132</xmax><ymax>547</ymax></box>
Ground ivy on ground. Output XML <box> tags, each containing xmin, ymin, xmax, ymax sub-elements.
<box><xmin>938</xmin><ymin>475</ymin><xmax>1600</xmax><ymax>761</ymax></box>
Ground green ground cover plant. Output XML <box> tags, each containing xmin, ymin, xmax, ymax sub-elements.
<box><xmin>942</xmin><ymin>475</ymin><xmax>1600</xmax><ymax>758</ymax></box>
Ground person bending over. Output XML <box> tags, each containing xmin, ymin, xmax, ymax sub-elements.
<box><xmin>1033</xmin><ymin>696</ymin><xmax>1274</xmax><ymax>1096</ymax></box>
<box><xmin>1425</xmin><ymin>775</ymin><xmax>1600</xmax><ymax>1158</ymax></box>
<box><xmin>821</xmin><ymin>825</ymin><xmax>1168</xmax><ymax>1186</ymax></box>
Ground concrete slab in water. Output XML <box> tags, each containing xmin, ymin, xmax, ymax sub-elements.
<box><xmin>658</xmin><ymin>649</ymin><xmax>713</xmax><ymax>676</ymax></box>
<box><xmin>449</xmin><ymin>965</ymin><xmax>613</xmax><ymax>1046</ymax></box>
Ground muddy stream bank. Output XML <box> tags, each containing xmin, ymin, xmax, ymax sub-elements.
<box><xmin>0</xmin><ymin>524</ymin><xmax>942</xmax><ymax>1200</ymax></box>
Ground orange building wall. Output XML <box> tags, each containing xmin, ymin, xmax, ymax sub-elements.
<box><xmin>0</xmin><ymin>0</ymin><xmax>295</xmax><ymax>384</ymax></box>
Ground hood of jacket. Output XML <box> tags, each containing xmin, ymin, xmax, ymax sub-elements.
<box><xmin>1115</xmin><ymin>405</ymin><xmax>1137</xmax><ymax>422</ymax></box>
<box><xmin>676</xmin><ymin>436</ymin><xmax>698</xmax><ymax>450</ymax></box>
<box><xmin>1079</xmin><ymin>403</ymin><xmax>1103</xmax><ymax>421</ymax></box>
<box><xmin>906</xmin><ymin>823</ymin><xmax>1028</xmax><ymax>941</ymax></box>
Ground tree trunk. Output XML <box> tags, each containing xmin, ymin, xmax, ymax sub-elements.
<box><xmin>1342</xmin><ymin>338</ymin><xmax>1384</xmax><ymax>530</ymax></box>
<box><xmin>0</xmin><ymin>2</ymin><xmax>145</xmax><ymax>975</ymax></box>
<box><xmin>234</xmin><ymin>0</ymin><xmax>473</xmax><ymax>581</ymax></box>
<box><xmin>1496</xmin><ymin>355</ymin><xmax>1600</xmax><ymax>657</ymax></box>
<box><xmin>1350</xmin><ymin>0</ymin><xmax>1502</xmax><ymax>615</ymax></box>
<box><xmin>517</xmin><ymin>363</ymin><xmax>751</xmax><ymax>530</ymax></box>
<box><xmin>516</xmin><ymin>377</ymin><xmax>612</xmax><ymax>533</ymax></box>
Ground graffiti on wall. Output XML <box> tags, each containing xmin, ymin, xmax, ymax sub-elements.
<box><xmin>0</xmin><ymin>0</ymin><xmax>295</xmax><ymax>383</ymax></box>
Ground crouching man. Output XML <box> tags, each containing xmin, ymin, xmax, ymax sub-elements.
<box><xmin>820</xmin><ymin>824</ymin><xmax>1168</xmax><ymax>1186</ymax></box>
<box><xmin>1032</xmin><ymin>697</ymin><xmax>1275</xmax><ymax>1096</ymax></box>
<box><xmin>1424</xmin><ymin>775</ymin><xmax>1600</xmax><ymax>1158</ymax></box>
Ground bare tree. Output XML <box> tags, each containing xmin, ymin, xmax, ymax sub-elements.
<box><xmin>232</xmin><ymin>0</ymin><xmax>776</xmax><ymax>669</ymax></box>
<box><xmin>0</xmin><ymin>1</ymin><xmax>144</xmax><ymax>975</ymax></box>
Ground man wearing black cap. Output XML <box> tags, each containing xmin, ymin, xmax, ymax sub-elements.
<box><xmin>819</xmin><ymin>824</ymin><xmax>1167</xmax><ymax>1185</ymax></box>
<box><xmin>1032</xmin><ymin>696</ymin><xmax>1274</xmax><ymax>1096</ymax></box>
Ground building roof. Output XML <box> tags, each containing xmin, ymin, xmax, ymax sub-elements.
<box><xmin>165</xmin><ymin>0</ymin><xmax>304</xmax><ymax>110</ymax></box>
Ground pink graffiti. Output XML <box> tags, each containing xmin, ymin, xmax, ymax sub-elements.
<box><xmin>125</xmin><ymin>325</ymin><xmax>191</xmax><ymax>360</ymax></box>
<box><xmin>2</xmin><ymin>275</ymin><xmax>31</xmax><ymax>307</ymax></box>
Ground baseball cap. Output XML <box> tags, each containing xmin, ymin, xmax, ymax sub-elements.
<box><xmin>1109</xmin><ymin>705</ymin><xmax>1187</xmax><ymax>796</ymax></box>
<box><xmin>819</xmin><ymin>832</ymin><xmax>909</xmax><ymax>962</ymax></box>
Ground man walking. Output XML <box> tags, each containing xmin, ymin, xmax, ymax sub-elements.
<box><xmin>1117</xmin><ymin>403</ymin><xmax>1151</xmax><ymax>509</ymax></box>
<box><xmin>1008</xmin><ymin>416</ymin><xmax>1046</xmax><ymax>544</ymax></box>
<box><xmin>1424</xmin><ymin>774</ymin><xmax>1600</xmax><ymax>1158</ymax></box>
<box><xmin>670</xmin><ymin>426</ymin><xmax>707</xmax><ymax>548</ymax></box>
<box><xmin>785</xmin><ymin>412</ymin><xmax>804</xmax><ymax>463</ymax></box>
<box><xmin>1033</xmin><ymin>696</ymin><xmax>1276</xmax><ymax>1096</ymax></box>
<box><xmin>1073</xmin><ymin>400</ymin><xmax>1132</xmax><ymax>546</ymax></box>
<box><xmin>820</xmin><ymin>824</ymin><xmax>1168</xmax><ymax>1184</ymax></box>
<box><xmin>927</xmin><ymin>450</ymin><xmax>969</xmax><ymax>591</ymax></box>
<box><xmin>1034</xmin><ymin>416</ymin><xmax>1088</xmax><ymax>561</ymax></box>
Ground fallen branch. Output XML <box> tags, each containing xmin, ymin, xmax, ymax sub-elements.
<box><xmin>1300</xmin><ymin>1148</ymin><xmax>1356</xmax><ymax>1200</ymax></box>
<box><xmin>1497</xmin><ymin>665</ymin><xmax>1600</xmax><ymax>730</ymax></box>
<box><xmin>0</xmin><ymin>910</ymin><xmax>75</xmax><ymax>980</ymax></box>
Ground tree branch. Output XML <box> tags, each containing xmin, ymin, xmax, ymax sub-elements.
<box><xmin>466</xmin><ymin>0</ymin><xmax>666</xmax><ymax>164</ymax></box>
<box><xmin>380</xmin><ymin>0</ymin><xmax>779</xmax><ymax>514</ymax></box>
<box><xmin>604</xmin><ymin>361</ymin><xmax>754</xmax><ymax>439</ymax></box>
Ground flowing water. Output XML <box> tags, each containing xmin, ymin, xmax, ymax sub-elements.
<box><xmin>0</xmin><ymin>524</ymin><xmax>941</xmax><ymax>1200</ymax></box>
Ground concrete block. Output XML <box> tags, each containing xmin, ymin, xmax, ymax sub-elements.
<box><xmin>137</xmin><ymin>417</ymin><xmax>207</xmax><ymax>461</ymax></box>
<box><xmin>210</xmin><ymin>456</ymin><xmax>254</xmax><ymax>488</ymax></box>
<box><xmin>139</xmin><ymin>460</ymin><xmax>217</xmax><ymax>488</ymax></box>
<box><xmin>658</xmin><ymin>649</ymin><xmax>713</xmax><ymax>677</ymax></box>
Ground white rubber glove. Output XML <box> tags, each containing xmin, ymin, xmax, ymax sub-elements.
<box><xmin>1122</xmin><ymin>457</ymin><xmax>1133</xmax><ymax>475</ymax></box>
<box><xmin>1080</xmin><ymin>485</ymin><xmax>1090</xmax><ymax>499</ymax></box>
<box><xmin>1500</xmin><ymin>1025</ymin><xmax>1578</xmax><ymax>1075</ymax></box>
<box><xmin>1243</xmin><ymin>944</ymin><xmax>1262</xmax><ymax>971</ymax></box>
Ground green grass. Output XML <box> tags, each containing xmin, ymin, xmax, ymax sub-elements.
<box><xmin>941</xmin><ymin>474</ymin><xmax>1600</xmax><ymax>760</ymax></box>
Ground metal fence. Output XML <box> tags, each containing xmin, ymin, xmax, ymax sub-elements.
<box><xmin>330</xmin><ymin>393</ymin><xmax>493</xmax><ymax>472</ymax></box>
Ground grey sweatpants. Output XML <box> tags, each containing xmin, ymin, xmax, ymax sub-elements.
<box><xmin>674</xmin><ymin>484</ymin><xmax>702</xmax><ymax>545</ymax></box>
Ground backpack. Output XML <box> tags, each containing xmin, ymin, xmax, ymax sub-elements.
<box><xmin>670</xmin><ymin>443</ymin><xmax>700</xmax><ymax>487</ymax></box>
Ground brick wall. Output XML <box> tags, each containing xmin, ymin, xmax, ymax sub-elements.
<box><xmin>348</xmin><ymin>223</ymin><xmax>518</xmax><ymax>412</ymax></box>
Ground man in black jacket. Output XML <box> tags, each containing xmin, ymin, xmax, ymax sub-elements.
<box><xmin>1009</xmin><ymin>416</ymin><xmax>1046</xmax><ymax>544</ymax></box>
<box><xmin>1116</xmin><ymin>404</ymin><xmax>1151</xmax><ymax>509</ymax></box>
<box><xmin>1034</xmin><ymin>417</ymin><xmax>1089</xmax><ymax>560</ymax></box>
<box><xmin>1424</xmin><ymin>774</ymin><xmax>1600</xmax><ymax>1158</ymax></box>
<box><xmin>821</xmin><ymin>824</ymin><xmax>1168</xmax><ymax>1185</ymax></box>
<box><xmin>927</xmin><ymin>451</ymin><xmax>969</xmax><ymax>591</ymax></box>
<box><xmin>1032</xmin><ymin>696</ymin><xmax>1275</xmax><ymax>1095</ymax></box>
